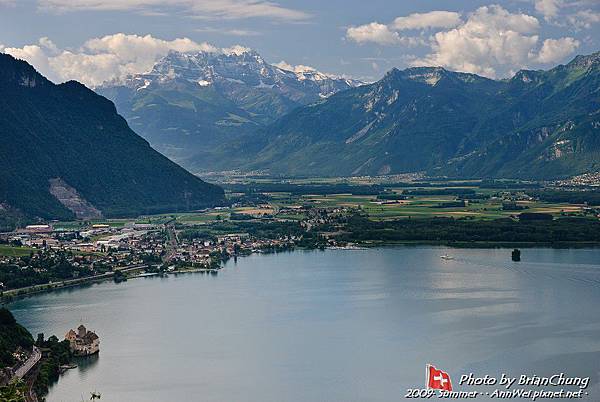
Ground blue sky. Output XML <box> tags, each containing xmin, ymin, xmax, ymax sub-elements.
<box><xmin>1</xmin><ymin>0</ymin><xmax>599</xmax><ymax>86</ymax></box>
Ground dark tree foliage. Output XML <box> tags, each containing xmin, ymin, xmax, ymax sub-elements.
<box><xmin>0</xmin><ymin>250</ymin><xmax>108</xmax><ymax>290</ymax></box>
<box><xmin>0</xmin><ymin>308</ymin><xmax>34</xmax><ymax>367</ymax></box>
<box><xmin>341</xmin><ymin>215</ymin><xmax>600</xmax><ymax>243</ymax></box>
<box><xmin>33</xmin><ymin>333</ymin><xmax>72</xmax><ymax>397</ymax></box>
<box><xmin>402</xmin><ymin>188</ymin><xmax>476</xmax><ymax>196</ymax></box>
<box><xmin>479</xmin><ymin>180</ymin><xmax>541</xmax><ymax>189</ymax></box>
<box><xmin>518</xmin><ymin>212</ymin><xmax>554</xmax><ymax>221</ymax></box>
<box><xmin>530</xmin><ymin>190</ymin><xmax>600</xmax><ymax>206</ymax></box>
<box><xmin>223</xmin><ymin>183</ymin><xmax>382</xmax><ymax>195</ymax></box>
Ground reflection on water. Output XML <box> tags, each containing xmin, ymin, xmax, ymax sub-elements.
<box><xmin>9</xmin><ymin>247</ymin><xmax>600</xmax><ymax>401</ymax></box>
<box><xmin>75</xmin><ymin>353</ymin><xmax>99</xmax><ymax>372</ymax></box>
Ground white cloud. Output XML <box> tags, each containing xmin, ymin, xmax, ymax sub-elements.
<box><xmin>195</xmin><ymin>27</ymin><xmax>261</xmax><ymax>36</ymax></box>
<box><xmin>392</xmin><ymin>11</ymin><xmax>462</xmax><ymax>30</ymax></box>
<box><xmin>567</xmin><ymin>9</ymin><xmax>600</xmax><ymax>29</ymax></box>
<box><xmin>222</xmin><ymin>45</ymin><xmax>251</xmax><ymax>55</ymax></box>
<box><xmin>346</xmin><ymin>22</ymin><xmax>426</xmax><ymax>47</ymax></box>
<box><xmin>273</xmin><ymin>61</ymin><xmax>317</xmax><ymax>73</ymax></box>
<box><xmin>37</xmin><ymin>0</ymin><xmax>310</xmax><ymax>21</ymax></box>
<box><xmin>346</xmin><ymin>5</ymin><xmax>582</xmax><ymax>77</ymax></box>
<box><xmin>535</xmin><ymin>37</ymin><xmax>580</xmax><ymax>63</ymax></box>
<box><xmin>533</xmin><ymin>0</ymin><xmax>600</xmax><ymax>29</ymax></box>
<box><xmin>346</xmin><ymin>22</ymin><xmax>403</xmax><ymax>45</ymax></box>
<box><xmin>346</xmin><ymin>11</ymin><xmax>461</xmax><ymax>47</ymax></box>
<box><xmin>410</xmin><ymin>5</ymin><xmax>578</xmax><ymax>78</ymax></box>
<box><xmin>534</xmin><ymin>0</ymin><xmax>562</xmax><ymax>21</ymax></box>
<box><xmin>3</xmin><ymin>33</ymin><xmax>225</xmax><ymax>87</ymax></box>
<box><xmin>3</xmin><ymin>42</ymin><xmax>54</xmax><ymax>78</ymax></box>
<box><xmin>273</xmin><ymin>60</ymin><xmax>355</xmax><ymax>80</ymax></box>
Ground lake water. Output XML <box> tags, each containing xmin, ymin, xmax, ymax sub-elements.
<box><xmin>9</xmin><ymin>247</ymin><xmax>600</xmax><ymax>401</ymax></box>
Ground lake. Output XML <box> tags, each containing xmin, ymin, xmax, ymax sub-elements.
<box><xmin>9</xmin><ymin>247</ymin><xmax>600</xmax><ymax>401</ymax></box>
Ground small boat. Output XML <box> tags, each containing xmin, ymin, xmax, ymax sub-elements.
<box><xmin>440</xmin><ymin>254</ymin><xmax>454</xmax><ymax>260</ymax></box>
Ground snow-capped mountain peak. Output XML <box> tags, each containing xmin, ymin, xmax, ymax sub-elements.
<box><xmin>111</xmin><ymin>49</ymin><xmax>362</xmax><ymax>99</ymax></box>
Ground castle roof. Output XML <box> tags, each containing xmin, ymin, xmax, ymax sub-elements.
<box><xmin>77</xmin><ymin>324</ymin><xmax>86</xmax><ymax>331</ymax></box>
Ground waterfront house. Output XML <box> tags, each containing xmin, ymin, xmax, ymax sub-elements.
<box><xmin>65</xmin><ymin>325</ymin><xmax>100</xmax><ymax>356</ymax></box>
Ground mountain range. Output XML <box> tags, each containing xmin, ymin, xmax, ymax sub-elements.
<box><xmin>97</xmin><ymin>49</ymin><xmax>361</xmax><ymax>161</ymax></box>
<box><xmin>0</xmin><ymin>53</ymin><xmax>224</xmax><ymax>224</ymax></box>
<box><xmin>2</xmin><ymin>49</ymin><xmax>598</xmax><ymax>227</ymax></box>
<box><xmin>181</xmin><ymin>51</ymin><xmax>600</xmax><ymax>179</ymax></box>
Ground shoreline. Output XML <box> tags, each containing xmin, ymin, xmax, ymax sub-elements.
<box><xmin>1</xmin><ymin>264</ymin><xmax>146</xmax><ymax>303</ymax></box>
<box><xmin>4</xmin><ymin>241</ymin><xmax>600</xmax><ymax>302</ymax></box>
<box><xmin>352</xmin><ymin>240</ymin><xmax>600</xmax><ymax>249</ymax></box>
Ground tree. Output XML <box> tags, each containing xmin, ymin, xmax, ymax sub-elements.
<box><xmin>0</xmin><ymin>308</ymin><xmax>16</xmax><ymax>325</ymax></box>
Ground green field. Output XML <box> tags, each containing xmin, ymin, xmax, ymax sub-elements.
<box><xmin>0</xmin><ymin>244</ymin><xmax>34</xmax><ymax>257</ymax></box>
<box><xmin>47</xmin><ymin>179</ymin><xmax>596</xmax><ymax>229</ymax></box>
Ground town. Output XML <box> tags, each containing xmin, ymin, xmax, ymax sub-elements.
<box><xmin>0</xmin><ymin>200</ymin><xmax>342</xmax><ymax>298</ymax></box>
<box><xmin>2</xmin><ymin>178</ymin><xmax>600</xmax><ymax>299</ymax></box>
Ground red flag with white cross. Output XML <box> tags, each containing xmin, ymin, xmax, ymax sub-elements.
<box><xmin>426</xmin><ymin>364</ymin><xmax>453</xmax><ymax>391</ymax></box>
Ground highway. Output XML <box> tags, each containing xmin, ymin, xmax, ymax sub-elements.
<box><xmin>3</xmin><ymin>264</ymin><xmax>147</xmax><ymax>299</ymax></box>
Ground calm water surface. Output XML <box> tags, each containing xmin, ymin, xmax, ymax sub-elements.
<box><xmin>9</xmin><ymin>247</ymin><xmax>600</xmax><ymax>401</ymax></box>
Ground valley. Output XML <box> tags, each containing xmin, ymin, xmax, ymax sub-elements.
<box><xmin>96</xmin><ymin>49</ymin><xmax>361</xmax><ymax>161</ymax></box>
<box><xmin>95</xmin><ymin>50</ymin><xmax>600</xmax><ymax>180</ymax></box>
<box><xmin>1</xmin><ymin>12</ymin><xmax>600</xmax><ymax>400</ymax></box>
<box><xmin>3</xmin><ymin>175</ymin><xmax>600</xmax><ymax>301</ymax></box>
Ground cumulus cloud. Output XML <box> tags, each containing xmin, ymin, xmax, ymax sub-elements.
<box><xmin>346</xmin><ymin>22</ymin><xmax>403</xmax><ymax>45</ymax></box>
<box><xmin>37</xmin><ymin>0</ymin><xmax>310</xmax><ymax>21</ymax></box>
<box><xmin>346</xmin><ymin>4</ymin><xmax>589</xmax><ymax>77</ymax></box>
<box><xmin>273</xmin><ymin>60</ymin><xmax>317</xmax><ymax>73</ymax></box>
<box><xmin>392</xmin><ymin>11</ymin><xmax>462</xmax><ymax>30</ymax></box>
<box><xmin>2</xmin><ymin>41</ymin><xmax>55</xmax><ymax>78</ymax></box>
<box><xmin>407</xmin><ymin>5</ymin><xmax>579</xmax><ymax>78</ymax></box>
<box><xmin>533</xmin><ymin>0</ymin><xmax>600</xmax><ymax>29</ymax></box>
<box><xmin>535</xmin><ymin>37</ymin><xmax>580</xmax><ymax>63</ymax></box>
<box><xmin>273</xmin><ymin>60</ymin><xmax>352</xmax><ymax>80</ymax></box>
<box><xmin>345</xmin><ymin>22</ymin><xmax>428</xmax><ymax>46</ymax></box>
<box><xmin>567</xmin><ymin>9</ymin><xmax>600</xmax><ymax>29</ymax></box>
<box><xmin>346</xmin><ymin>11</ymin><xmax>460</xmax><ymax>47</ymax></box>
<box><xmin>222</xmin><ymin>44</ymin><xmax>252</xmax><ymax>55</ymax></box>
<box><xmin>2</xmin><ymin>34</ymin><xmax>224</xmax><ymax>87</ymax></box>
<box><xmin>534</xmin><ymin>0</ymin><xmax>561</xmax><ymax>21</ymax></box>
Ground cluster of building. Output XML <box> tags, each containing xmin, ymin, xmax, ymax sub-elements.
<box><xmin>555</xmin><ymin>172</ymin><xmax>600</xmax><ymax>187</ymax></box>
<box><xmin>7</xmin><ymin>222</ymin><xmax>158</xmax><ymax>253</ymax></box>
<box><xmin>169</xmin><ymin>232</ymin><xmax>297</xmax><ymax>267</ymax></box>
<box><xmin>0</xmin><ymin>201</ymin><xmax>356</xmax><ymax>291</ymax></box>
<box><xmin>65</xmin><ymin>325</ymin><xmax>100</xmax><ymax>356</ymax></box>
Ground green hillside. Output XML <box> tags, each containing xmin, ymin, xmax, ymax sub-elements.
<box><xmin>0</xmin><ymin>53</ymin><xmax>224</xmax><ymax>222</ymax></box>
<box><xmin>188</xmin><ymin>52</ymin><xmax>600</xmax><ymax>179</ymax></box>
<box><xmin>0</xmin><ymin>308</ymin><xmax>33</xmax><ymax>368</ymax></box>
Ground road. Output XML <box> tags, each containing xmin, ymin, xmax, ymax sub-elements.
<box><xmin>163</xmin><ymin>219</ymin><xmax>179</xmax><ymax>263</ymax></box>
<box><xmin>14</xmin><ymin>347</ymin><xmax>41</xmax><ymax>380</ymax></box>
<box><xmin>3</xmin><ymin>264</ymin><xmax>147</xmax><ymax>299</ymax></box>
<box><xmin>24</xmin><ymin>363</ymin><xmax>40</xmax><ymax>402</ymax></box>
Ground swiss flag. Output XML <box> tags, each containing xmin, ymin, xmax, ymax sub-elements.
<box><xmin>427</xmin><ymin>364</ymin><xmax>452</xmax><ymax>391</ymax></box>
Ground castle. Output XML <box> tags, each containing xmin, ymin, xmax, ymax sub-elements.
<box><xmin>65</xmin><ymin>325</ymin><xmax>100</xmax><ymax>356</ymax></box>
